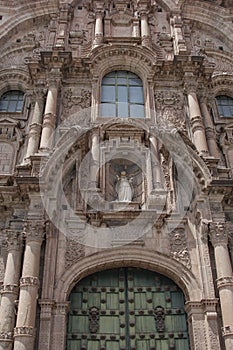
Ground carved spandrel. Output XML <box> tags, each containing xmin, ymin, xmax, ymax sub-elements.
<box><xmin>169</xmin><ymin>228</ymin><xmax>191</xmax><ymax>269</ymax></box>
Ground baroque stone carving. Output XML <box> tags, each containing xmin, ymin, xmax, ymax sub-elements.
<box><xmin>209</xmin><ymin>221</ymin><xmax>230</xmax><ymax>246</ymax></box>
<box><xmin>216</xmin><ymin>276</ymin><xmax>233</xmax><ymax>289</ymax></box>
<box><xmin>169</xmin><ymin>229</ymin><xmax>191</xmax><ymax>269</ymax></box>
<box><xmin>20</xmin><ymin>277</ymin><xmax>39</xmax><ymax>287</ymax></box>
<box><xmin>63</xmin><ymin>88</ymin><xmax>91</xmax><ymax>111</ymax></box>
<box><xmin>14</xmin><ymin>326</ymin><xmax>34</xmax><ymax>337</ymax></box>
<box><xmin>65</xmin><ymin>238</ymin><xmax>85</xmax><ymax>268</ymax></box>
<box><xmin>5</xmin><ymin>231</ymin><xmax>23</xmax><ymax>251</ymax></box>
<box><xmin>23</xmin><ymin>220</ymin><xmax>45</xmax><ymax>243</ymax></box>
<box><xmin>0</xmin><ymin>331</ymin><xmax>13</xmax><ymax>340</ymax></box>
<box><xmin>0</xmin><ymin>284</ymin><xmax>19</xmax><ymax>294</ymax></box>
<box><xmin>154</xmin><ymin>306</ymin><xmax>165</xmax><ymax>332</ymax></box>
<box><xmin>88</xmin><ymin>307</ymin><xmax>99</xmax><ymax>333</ymax></box>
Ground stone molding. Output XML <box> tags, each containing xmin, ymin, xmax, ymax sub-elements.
<box><xmin>209</xmin><ymin>221</ymin><xmax>230</xmax><ymax>246</ymax></box>
<box><xmin>0</xmin><ymin>284</ymin><xmax>19</xmax><ymax>295</ymax></box>
<box><xmin>216</xmin><ymin>276</ymin><xmax>233</xmax><ymax>290</ymax></box>
<box><xmin>14</xmin><ymin>326</ymin><xmax>34</xmax><ymax>337</ymax></box>
<box><xmin>54</xmin><ymin>302</ymin><xmax>70</xmax><ymax>315</ymax></box>
<box><xmin>20</xmin><ymin>276</ymin><xmax>39</xmax><ymax>287</ymax></box>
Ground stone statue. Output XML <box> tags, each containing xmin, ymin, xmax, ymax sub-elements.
<box><xmin>116</xmin><ymin>171</ymin><xmax>133</xmax><ymax>202</ymax></box>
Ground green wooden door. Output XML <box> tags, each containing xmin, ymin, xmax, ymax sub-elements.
<box><xmin>67</xmin><ymin>268</ymin><xmax>189</xmax><ymax>350</ymax></box>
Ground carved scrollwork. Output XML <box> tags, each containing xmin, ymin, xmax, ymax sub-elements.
<box><xmin>169</xmin><ymin>228</ymin><xmax>191</xmax><ymax>269</ymax></box>
<box><xmin>88</xmin><ymin>307</ymin><xmax>99</xmax><ymax>333</ymax></box>
<box><xmin>154</xmin><ymin>306</ymin><xmax>165</xmax><ymax>332</ymax></box>
<box><xmin>65</xmin><ymin>237</ymin><xmax>85</xmax><ymax>268</ymax></box>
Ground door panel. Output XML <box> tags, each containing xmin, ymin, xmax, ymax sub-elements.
<box><xmin>67</xmin><ymin>268</ymin><xmax>189</xmax><ymax>350</ymax></box>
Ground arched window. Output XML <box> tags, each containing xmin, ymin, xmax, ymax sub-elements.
<box><xmin>101</xmin><ymin>71</ymin><xmax>144</xmax><ymax>118</ymax></box>
<box><xmin>0</xmin><ymin>90</ymin><xmax>24</xmax><ymax>113</ymax></box>
<box><xmin>216</xmin><ymin>95</ymin><xmax>233</xmax><ymax>117</ymax></box>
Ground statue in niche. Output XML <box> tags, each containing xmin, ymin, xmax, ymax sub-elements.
<box><xmin>116</xmin><ymin>171</ymin><xmax>133</xmax><ymax>202</ymax></box>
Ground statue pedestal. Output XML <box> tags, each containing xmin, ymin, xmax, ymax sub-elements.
<box><xmin>110</xmin><ymin>201</ymin><xmax>140</xmax><ymax>211</ymax></box>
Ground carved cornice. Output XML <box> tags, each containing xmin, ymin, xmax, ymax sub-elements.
<box><xmin>209</xmin><ymin>221</ymin><xmax>230</xmax><ymax>246</ymax></box>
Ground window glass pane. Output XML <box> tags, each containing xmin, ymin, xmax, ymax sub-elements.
<box><xmin>102</xmin><ymin>77</ymin><xmax>116</xmax><ymax>85</ymax></box>
<box><xmin>16</xmin><ymin>100</ymin><xmax>24</xmax><ymax>111</ymax></box>
<box><xmin>129</xmin><ymin>78</ymin><xmax>142</xmax><ymax>86</ymax></box>
<box><xmin>223</xmin><ymin>106</ymin><xmax>231</xmax><ymax>117</ymax></box>
<box><xmin>130</xmin><ymin>104</ymin><xmax>144</xmax><ymax>118</ymax></box>
<box><xmin>8</xmin><ymin>101</ymin><xmax>17</xmax><ymax>112</ymax></box>
<box><xmin>118</xmin><ymin>102</ymin><xmax>129</xmax><ymax>118</ymax></box>
<box><xmin>101</xmin><ymin>103</ymin><xmax>116</xmax><ymax>117</ymax></box>
<box><xmin>117</xmin><ymin>71</ymin><xmax>128</xmax><ymax>77</ymax></box>
<box><xmin>0</xmin><ymin>101</ymin><xmax>8</xmax><ymax>111</ymax></box>
<box><xmin>117</xmin><ymin>86</ymin><xmax>128</xmax><ymax>102</ymax></box>
<box><xmin>101</xmin><ymin>86</ymin><xmax>116</xmax><ymax>102</ymax></box>
<box><xmin>117</xmin><ymin>78</ymin><xmax>127</xmax><ymax>85</ymax></box>
<box><xmin>105</xmin><ymin>72</ymin><xmax>116</xmax><ymax>78</ymax></box>
<box><xmin>129</xmin><ymin>87</ymin><xmax>144</xmax><ymax>103</ymax></box>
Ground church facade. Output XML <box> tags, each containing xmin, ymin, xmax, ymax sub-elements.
<box><xmin>0</xmin><ymin>1</ymin><xmax>232</xmax><ymax>349</ymax></box>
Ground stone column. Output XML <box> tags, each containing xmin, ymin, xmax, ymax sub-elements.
<box><xmin>90</xmin><ymin>129</ymin><xmax>100</xmax><ymax>188</ymax></box>
<box><xmin>185</xmin><ymin>302</ymin><xmax>208</xmax><ymax>350</ymax></box>
<box><xmin>149</xmin><ymin>134</ymin><xmax>163</xmax><ymax>190</ymax></box>
<box><xmin>39</xmin><ymin>71</ymin><xmax>60</xmax><ymax>152</ymax></box>
<box><xmin>93</xmin><ymin>11</ymin><xmax>104</xmax><ymax>47</ymax></box>
<box><xmin>24</xmin><ymin>89</ymin><xmax>45</xmax><ymax>160</ymax></box>
<box><xmin>140</xmin><ymin>11</ymin><xmax>151</xmax><ymax>47</ymax></box>
<box><xmin>199</xmin><ymin>96</ymin><xmax>220</xmax><ymax>159</ymax></box>
<box><xmin>51</xmin><ymin>302</ymin><xmax>69</xmax><ymax>350</ymax></box>
<box><xmin>0</xmin><ymin>227</ymin><xmax>23</xmax><ymax>350</ymax></box>
<box><xmin>209</xmin><ymin>222</ymin><xmax>233</xmax><ymax>350</ymax></box>
<box><xmin>185</xmin><ymin>84</ymin><xmax>209</xmax><ymax>156</ymax></box>
<box><xmin>132</xmin><ymin>17</ymin><xmax>140</xmax><ymax>37</ymax></box>
<box><xmin>13</xmin><ymin>221</ymin><xmax>44</xmax><ymax>350</ymax></box>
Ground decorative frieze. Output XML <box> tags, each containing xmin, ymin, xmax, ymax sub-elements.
<box><xmin>0</xmin><ymin>284</ymin><xmax>19</xmax><ymax>295</ymax></box>
<box><xmin>20</xmin><ymin>277</ymin><xmax>39</xmax><ymax>287</ymax></box>
<box><xmin>169</xmin><ymin>228</ymin><xmax>191</xmax><ymax>269</ymax></box>
<box><xmin>217</xmin><ymin>276</ymin><xmax>233</xmax><ymax>290</ymax></box>
<box><xmin>63</xmin><ymin>88</ymin><xmax>91</xmax><ymax>113</ymax></box>
<box><xmin>0</xmin><ymin>331</ymin><xmax>13</xmax><ymax>341</ymax></box>
<box><xmin>14</xmin><ymin>326</ymin><xmax>34</xmax><ymax>337</ymax></box>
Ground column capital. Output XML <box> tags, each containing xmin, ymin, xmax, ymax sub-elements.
<box><xmin>54</xmin><ymin>301</ymin><xmax>70</xmax><ymax>314</ymax></box>
<box><xmin>5</xmin><ymin>230</ymin><xmax>23</xmax><ymax>252</ymax></box>
<box><xmin>209</xmin><ymin>221</ymin><xmax>230</xmax><ymax>246</ymax></box>
<box><xmin>24</xmin><ymin>220</ymin><xmax>45</xmax><ymax>243</ymax></box>
<box><xmin>183</xmin><ymin>76</ymin><xmax>198</xmax><ymax>94</ymax></box>
<box><xmin>46</xmin><ymin>69</ymin><xmax>62</xmax><ymax>88</ymax></box>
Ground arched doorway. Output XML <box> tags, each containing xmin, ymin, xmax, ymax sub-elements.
<box><xmin>67</xmin><ymin>268</ymin><xmax>189</xmax><ymax>350</ymax></box>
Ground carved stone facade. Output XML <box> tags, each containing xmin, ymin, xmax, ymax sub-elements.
<box><xmin>0</xmin><ymin>1</ymin><xmax>232</xmax><ymax>350</ymax></box>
